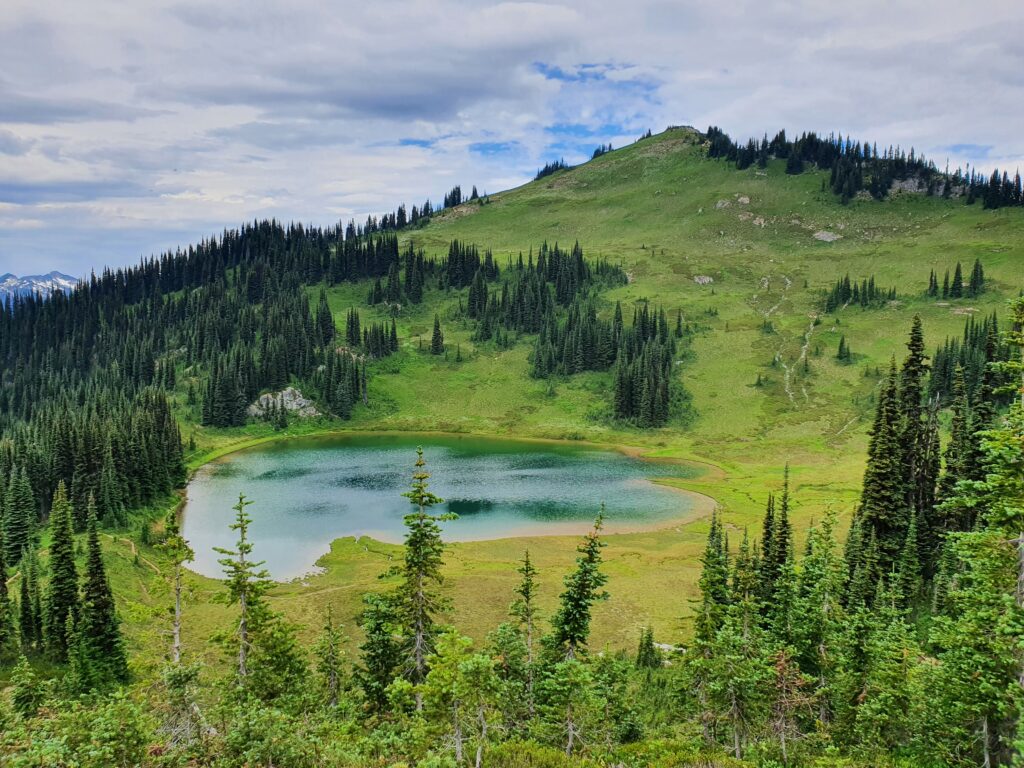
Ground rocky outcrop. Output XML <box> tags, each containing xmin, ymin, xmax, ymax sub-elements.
<box><xmin>247</xmin><ymin>387</ymin><xmax>320</xmax><ymax>418</ymax></box>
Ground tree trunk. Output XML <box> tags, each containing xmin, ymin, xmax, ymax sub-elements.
<box><xmin>1017</xmin><ymin>534</ymin><xmax>1024</xmax><ymax>698</ymax></box>
<box><xmin>526</xmin><ymin>613</ymin><xmax>535</xmax><ymax>715</ymax></box>
<box><xmin>172</xmin><ymin>562</ymin><xmax>182</xmax><ymax>665</ymax></box>
<box><xmin>238</xmin><ymin>543</ymin><xmax>248</xmax><ymax>678</ymax></box>
<box><xmin>731</xmin><ymin>691</ymin><xmax>742</xmax><ymax>759</ymax></box>
<box><xmin>565</xmin><ymin>702</ymin><xmax>575</xmax><ymax>756</ymax></box>
<box><xmin>982</xmin><ymin>715</ymin><xmax>991</xmax><ymax>768</ymax></box>
<box><xmin>414</xmin><ymin>538</ymin><xmax>427</xmax><ymax>712</ymax></box>
<box><xmin>475</xmin><ymin>704</ymin><xmax>487</xmax><ymax>768</ymax></box>
<box><xmin>453</xmin><ymin>701</ymin><xmax>463</xmax><ymax>764</ymax></box>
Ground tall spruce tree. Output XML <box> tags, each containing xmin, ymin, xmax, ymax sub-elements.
<box><xmin>898</xmin><ymin>315</ymin><xmax>939</xmax><ymax>564</ymax></box>
<box><xmin>356</xmin><ymin>593</ymin><xmax>401</xmax><ymax>714</ymax></box>
<box><xmin>157</xmin><ymin>511</ymin><xmax>201</xmax><ymax>748</ymax></box>
<box><xmin>511</xmin><ymin>549</ymin><xmax>540</xmax><ymax>706</ymax></box>
<box><xmin>793</xmin><ymin>512</ymin><xmax>846</xmax><ymax>722</ymax></box>
<box><xmin>4</xmin><ymin>468</ymin><xmax>34</xmax><ymax>565</ymax></box>
<box><xmin>635</xmin><ymin>626</ymin><xmax>662</xmax><ymax>670</ymax></box>
<box><xmin>950</xmin><ymin>262</ymin><xmax>964</xmax><ymax>298</ymax></box>
<box><xmin>695</xmin><ymin>510</ymin><xmax>730</xmax><ymax>643</ymax></box>
<box><xmin>159</xmin><ymin>509</ymin><xmax>194</xmax><ymax>666</ymax></box>
<box><xmin>396</xmin><ymin>448</ymin><xmax>452</xmax><ymax>709</ymax></box>
<box><xmin>547</xmin><ymin>512</ymin><xmax>609</xmax><ymax>660</ymax></box>
<box><xmin>315</xmin><ymin>606</ymin><xmax>345</xmax><ymax>708</ymax></box>
<box><xmin>74</xmin><ymin>495</ymin><xmax>129</xmax><ymax>689</ymax></box>
<box><xmin>19</xmin><ymin>545</ymin><xmax>42</xmax><ymax>652</ymax></box>
<box><xmin>0</xmin><ymin>524</ymin><xmax>17</xmax><ymax>662</ymax></box>
<box><xmin>430</xmin><ymin>314</ymin><xmax>445</xmax><ymax>355</ymax></box>
<box><xmin>214</xmin><ymin>493</ymin><xmax>272</xmax><ymax>683</ymax></box>
<box><xmin>924</xmin><ymin>390</ymin><xmax>1024</xmax><ymax>766</ymax></box>
<box><xmin>851</xmin><ymin>581</ymin><xmax>917</xmax><ymax>751</ymax></box>
<box><xmin>759</xmin><ymin>494</ymin><xmax>776</xmax><ymax>601</ymax></box>
<box><xmin>938</xmin><ymin>364</ymin><xmax>974</xmax><ymax>524</ymax></box>
<box><xmin>858</xmin><ymin>359</ymin><xmax>908</xmax><ymax>572</ymax></box>
<box><xmin>44</xmin><ymin>481</ymin><xmax>79</xmax><ymax>662</ymax></box>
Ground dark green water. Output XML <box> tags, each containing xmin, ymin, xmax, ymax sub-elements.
<box><xmin>182</xmin><ymin>433</ymin><xmax>699</xmax><ymax>580</ymax></box>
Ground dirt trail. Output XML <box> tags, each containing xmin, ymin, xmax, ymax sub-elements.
<box><xmin>103</xmin><ymin>533</ymin><xmax>161</xmax><ymax>575</ymax></box>
<box><xmin>754</xmin><ymin>275</ymin><xmax>817</xmax><ymax>407</ymax></box>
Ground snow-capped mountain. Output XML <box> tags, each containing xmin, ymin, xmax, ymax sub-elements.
<box><xmin>0</xmin><ymin>271</ymin><xmax>79</xmax><ymax>301</ymax></box>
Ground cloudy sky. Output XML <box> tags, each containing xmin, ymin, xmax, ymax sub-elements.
<box><xmin>2</xmin><ymin>0</ymin><xmax>1022</xmax><ymax>276</ymax></box>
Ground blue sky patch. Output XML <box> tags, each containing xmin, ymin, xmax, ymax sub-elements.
<box><xmin>469</xmin><ymin>140</ymin><xmax>521</xmax><ymax>157</ymax></box>
<box><xmin>398</xmin><ymin>138</ymin><xmax>435</xmax><ymax>148</ymax></box>
<box><xmin>945</xmin><ymin>143</ymin><xmax>993</xmax><ymax>158</ymax></box>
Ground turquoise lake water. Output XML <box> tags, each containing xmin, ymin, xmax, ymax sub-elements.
<box><xmin>182</xmin><ymin>433</ymin><xmax>699</xmax><ymax>579</ymax></box>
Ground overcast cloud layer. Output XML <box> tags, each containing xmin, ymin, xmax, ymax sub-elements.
<box><xmin>2</xmin><ymin>0</ymin><xmax>1023</xmax><ymax>275</ymax></box>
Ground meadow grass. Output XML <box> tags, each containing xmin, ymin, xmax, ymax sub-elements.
<box><xmin>91</xmin><ymin>128</ymin><xmax>1023</xmax><ymax>676</ymax></box>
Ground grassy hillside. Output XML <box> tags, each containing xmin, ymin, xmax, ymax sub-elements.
<box><xmin>117</xmin><ymin>127</ymin><xmax>1023</xmax><ymax>671</ymax></box>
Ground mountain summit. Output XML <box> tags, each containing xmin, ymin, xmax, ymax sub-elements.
<box><xmin>0</xmin><ymin>270</ymin><xmax>78</xmax><ymax>300</ymax></box>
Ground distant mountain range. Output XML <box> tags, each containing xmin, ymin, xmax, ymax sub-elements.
<box><xmin>0</xmin><ymin>271</ymin><xmax>79</xmax><ymax>301</ymax></box>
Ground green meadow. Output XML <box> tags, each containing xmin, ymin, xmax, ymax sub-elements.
<box><xmin>102</xmin><ymin>127</ymin><xmax>1024</xmax><ymax>671</ymax></box>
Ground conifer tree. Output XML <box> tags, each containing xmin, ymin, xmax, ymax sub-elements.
<box><xmin>730</xmin><ymin>528</ymin><xmax>760</xmax><ymax>638</ymax></box>
<box><xmin>74</xmin><ymin>495</ymin><xmax>129</xmax><ymax>689</ymax></box>
<box><xmin>758</xmin><ymin>495</ymin><xmax>776</xmax><ymax>601</ymax></box>
<box><xmin>836</xmin><ymin>334</ymin><xmax>850</xmax><ymax>361</ymax></box>
<box><xmin>793</xmin><ymin>512</ymin><xmax>846</xmax><ymax>722</ymax></box>
<box><xmin>769</xmin><ymin>648</ymin><xmax>815</xmax><ymax>764</ymax></box>
<box><xmin>536</xmin><ymin>658</ymin><xmax>602</xmax><ymax>756</ymax></box>
<box><xmin>937</xmin><ymin>364</ymin><xmax>972</xmax><ymax>515</ymax></box>
<box><xmin>898</xmin><ymin>315</ymin><xmax>937</xmax><ymax>552</ymax></box>
<box><xmin>853</xmin><ymin>581</ymin><xmax>917</xmax><ymax>751</ymax></box>
<box><xmin>702</xmin><ymin>604</ymin><xmax>774</xmax><ymax>759</ymax></box>
<box><xmin>316</xmin><ymin>288</ymin><xmax>334</xmax><ymax>346</ymax></box>
<box><xmin>895</xmin><ymin>511</ymin><xmax>922</xmax><ymax>608</ymax></box>
<box><xmin>18</xmin><ymin>545</ymin><xmax>42</xmax><ymax>652</ymax></box>
<box><xmin>968</xmin><ymin>258</ymin><xmax>985</xmax><ymax>297</ymax></box>
<box><xmin>695</xmin><ymin>510</ymin><xmax>730</xmax><ymax>643</ymax></box>
<box><xmin>157</xmin><ymin>512</ymin><xmax>202</xmax><ymax>748</ymax></box>
<box><xmin>356</xmin><ymin>593</ymin><xmax>401</xmax><ymax>714</ymax></box>
<box><xmin>315</xmin><ymin>606</ymin><xmax>345</xmax><ymax>708</ymax></box>
<box><xmin>950</xmin><ymin>262</ymin><xmax>964</xmax><ymax>298</ymax></box>
<box><xmin>11</xmin><ymin>654</ymin><xmax>42</xmax><ymax>718</ymax></box>
<box><xmin>0</xmin><ymin>524</ymin><xmax>17</xmax><ymax>662</ymax></box>
<box><xmin>430</xmin><ymin>314</ymin><xmax>445</xmax><ymax>355</ymax></box>
<box><xmin>421</xmin><ymin>631</ymin><xmax>501</xmax><ymax>766</ymax></box>
<box><xmin>774</xmin><ymin>466</ymin><xmax>794</xmax><ymax>572</ymax></box>
<box><xmin>770</xmin><ymin>550</ymin><xmax>798</xmax><ymax>646</ymax></box>
<box><xmin>4</xmin><ymin>468</ymin><xmax>34</xmax><ymax>565</ymax></box>
<box><xmin>920</xmin><ymin>306</ymin><xmax>1024</xmax><ymax>765</ymax></box>
<box><xmin>395</xmin><ymin>448</ymin><xmax>452</xmax><ymax>708</ymax></box>
<box><xmin>214</xmin><ymin>493</ymin><xmax>272</xmax><ymax>684</ymax></box>
<box><xmin>548</xmin><ymin>512</ymin><xmax>609</xmax><ymax>660</ymax></box>
<box><xmin>159</xmin><ymin>510</ymin><xmax>194</xmax><ymax>666</ymax></box>
<box><xmin>511</xmin><ymin>549</ymin><xmax>539</xmax><ymax>706</ymax></box>
<box><xmin>635</xmin><ymin>626</ymin><xmax>662</xmax><ymax>669</ymax></box>
<box><xmin>44</xmin><ymin>481</ymin><xmax>79</xmax><ymax>662</ymax></box>
<box><xmin>858</xmin><ymin>360</ymin><xmax>907</xmax><ymax>571</ymax></box>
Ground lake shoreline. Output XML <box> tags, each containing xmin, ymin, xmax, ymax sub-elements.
<box><xmin>181</xmin><ymin>428</ymin><xmax>723</xmax><ymax>582</ymax></box>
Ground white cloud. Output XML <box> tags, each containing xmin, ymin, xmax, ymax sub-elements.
<box><xmin>1</xmin><ymin>0</ymin><xmax>1022</xmax><ymax>274</ymax></box>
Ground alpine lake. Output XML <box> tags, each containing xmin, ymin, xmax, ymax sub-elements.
<box><xmin>182</xmin><ymin>433</ymin><xmax>703</xmax><ymax>580</ymax></box>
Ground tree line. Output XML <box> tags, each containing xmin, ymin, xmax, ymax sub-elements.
<box><xmin>706</xmin><ymin>125</ymin><xmax>1024</xmax><ymax>208</ymax></box>
<box><xmin>0</xmin><ymin>298</ymin><xmax>1021</xmax><ymax>766</ymax></box>
<box><xmin>822</xmin><ymin>274</ymin><xmax>897</xmax><ymax>312</ymax></box>
<box><xmin>926</xmin><ymin>259</ymin><xmax>985</xmax><ymax>299</ymax></box>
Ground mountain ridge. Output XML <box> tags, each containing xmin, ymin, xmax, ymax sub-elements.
<box><xmin>0</xmin><ymin>270</ymin><xmax>78</xmax><ymax>300</ymax></box>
